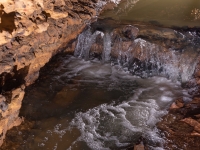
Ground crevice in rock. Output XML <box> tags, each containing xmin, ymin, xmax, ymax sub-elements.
<box><xmin>0</xmin><ymin>10</ymin><xmax>16</xmax><ymax>34</ymax></box>
<box><xmin>42</xmin><ymin>11</ymin><xmax>51</xmax><ymax>21</ymax></box>
<box><xmin>0</xmin><ymin>65</ymin><xmax>29</xmax><ymax>94</ymax></box>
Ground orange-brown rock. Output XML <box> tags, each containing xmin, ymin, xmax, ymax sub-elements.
<box><xmin>122</xmin><ymin>25</ymin><xmax>139</xmax><ymax>40</ymax></box>
<box><xmin>0</xmin><ymin>0</ymin><xmax>115</xmax><ymax>146</ymax></box>
<box><xmin>157</xmin><ymin>96</ymin><xmax>200</xmax><ymax>149</ymax></box>
<box><xmin>181</xmin><ymin>118</ymin><xmax>200</xmax><ymax>133</ymax></box>
<box><xmin>134</xmin><ymin>144</ymin><xmax>144</xmax><ymax>150</ymax></box>
<box><xmin>0</xmin><ymin>86</ymin><xmax>25</xmax><ymax>146</ymax></box>
<box><xmin>170</xmin><ymin>102</ymin><xmax>180</xmax><ymax>109</ymax></box>
<box><xmin>170</xmin><ymin>98</ymin><xmax>184</xmax><ymax>109</ymax></box>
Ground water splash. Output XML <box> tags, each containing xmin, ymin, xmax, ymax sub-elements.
<box><xmin>74</xmin><ymin>28</ymin><xmax>199</xmax><ymax>83</ymax></box>
<box><xmin>117</xmin><ymin>38</ymin><xmax>199</xmax><ymax>83</ymax></box>
<box><xmin>67</xmin><ymin>72</ymin><xmax>183</xmax><ymax>150</ymax></box>
<box><xmin>10</xmin><ymin>54</ymin><xmax>190</xmax><ymax>150</ymax></box>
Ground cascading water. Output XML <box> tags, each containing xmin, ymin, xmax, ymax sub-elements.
<box><xmin>2</xmin><ymin>25</ymin><xmax>198</xmax><ymax>150</ymax></box>
<box><xmin>63</xmin><ymin>26</ymin><xmax>197</xmax><ymax>149</ymax></box>
<box><xmin>74</xmin><ymin>28</ymin><xmax>112</xmax><ymax>62</ymax></box>
<box><xmin>102</xmin><ymin>32</ymin><xmax>112</xmax><ymax>62</ymax></box>
<box><xmin>10</xmin><ymin>54</ymin><xmax>188</xmax><ymax>150</ymax></box>
<box><xmin>68</xmin><ymin>75</ymin><xmax>182</xmax><ymax>150</ymax></box>
<box><xmin>3</xmin><ymin>1</ymin><xmax>200</xmax><ymax>150</ymax></box>
<box><xmin>74</xmin><ymin>27</ymin><xmax>199</xmax><ymax>83</ymax></box>
<box><xmin>74</xmin><ymin>28</ymin><xmax>104</xmax><ymax>60</ymax></box>
<box><xmin>119</xmin><ymin>38</ymin><xmax>199</xmax><ymax>83</ymax></box>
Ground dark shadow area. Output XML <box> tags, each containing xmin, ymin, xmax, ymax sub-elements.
<box><xmin>0</xmin><ymin>65</ymin><xmax>29</xmax><ymax>94</ymax></box>
<box><xmin>0</xmin><ymin>5</ymin><xmax>16</xmax><ymax>34</ymax></box>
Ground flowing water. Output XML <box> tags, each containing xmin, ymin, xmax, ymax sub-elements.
<box><xmin>3</xmin><ymin>35</ymin><xmax>196</xmax><ymax>149</ymax></box>
<box><xmin>5</xmin><ymin>54</ymin><xmax>190</xmax><ymax>150</ymax></box>
<box><xmin>2</xmin><ymin>0</ymin><xmax>200</xmax><ymax>149</ymax></box>
<box><xmin>75</xmin><ymin>27</ymin><xmax>199</xmax><ymax>83</ymax></box>
<box><xmin>4</xmin><ymin>31</ymin><xmax>195</xmax><ymax>149</ymax></box>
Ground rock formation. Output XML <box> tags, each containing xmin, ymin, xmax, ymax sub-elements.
<box><xmin>0</xmin><ymin>0</ymin><xmax>120</xmax><ymax>146</ymax></box>
<box><xmin>1</xmin><ymin>0</ymin><xmax>200</xmax><ymax>148</ymax></box>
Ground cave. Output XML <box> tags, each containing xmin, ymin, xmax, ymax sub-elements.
<box><xmin>1</xmin><ymin>0</ymin><xmax>200</xmax><ymax>150</ymax></box>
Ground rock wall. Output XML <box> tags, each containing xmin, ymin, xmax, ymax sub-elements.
<box><xmin>0</xmin><ymin>0</ymin><xmax>120</xmax><ymax>146</ymax></box>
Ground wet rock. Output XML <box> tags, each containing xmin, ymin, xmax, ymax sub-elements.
<box><xmin>90</xmin><ymin>33</ymin><xmax>104</xmax><ymax>58</ymax></box>
<box><xmin>137</xmin><ymin>24</ymin><xmax>200</xmax><ymax>51</ymax></box>
<box><xmin>134</xmin><ymin>144</ymin><xmax>144</xmax><ymax>150</ymax></box>
<box><xmin>0</xmin><ymin>120</ymin><xmax>35</xmax><ymax>150</ymax></box>
<box><xmin>122</xmin><ymin>25</ymin><xmax>139</xmax><ymax>40</ymax></box>
<box><xmin>191</xmin><ymin>131</ymin><xmax>200</xmax><ymax>136</ymax></box>
<box><xmin>170</xmin><ymin>98</ymin><xmax>184</xmax><ymax>109</ymax></box>
<box><xmin>157</xmin><ymin>95</ymin><xmax>200</xmax><ymax>149</ymax></box>
<box><xmin>181</xmin><ymin>118</ymin><xmax>200</xmax><ymax>133</ymax></box>
<box><xmin>170</xmin><ymin>102</ymin><xmax>180</xmax><ymax>109</ymax></box>
<box><xmin>195</xmin><ymin>114</ymin><xmax>200</xmax><ymax>118</ymax></box>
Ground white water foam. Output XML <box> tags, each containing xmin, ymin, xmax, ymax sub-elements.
<box><xmin>75</xmin><ymin>26</ymin><xmax>199</xmax><ymax>83</ymax></box>
<box><xmin>27</xmin><ymin>56</ymin><xmax>192</xmax><ymax>150</ymax></box>
<box><xmin>67</xmin><ymin>86</ymin><xmax>174</xmax><ymax>149</ymax></box>
<box><xmin>60</xmin><ymin>58</ymin><xmax>186</xmax><ymax>150</ymax></box>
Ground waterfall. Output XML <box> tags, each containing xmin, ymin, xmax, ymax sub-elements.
<box><xmin>102</xmin><ymin>32</ymin><xmax>112</xmax><ymax>62</ymax></box>
<box><xmin>117</xmin><ymin>38</ymin><xmax>199</xmax><ymax>82</ymax></box>
<box><xmin>74</xmin><ymin>28</ymin><xmax>199</xmax><ymax>83</ymax></box>
<box><xmin>74</xmin><ymin>28</ymin><xmax>112</xmax><ymax>63</ymax></box>
<box><xmin>74</xmin><ymin>28</ymin><xmax>104</xmax><ymax>60</ymax></box>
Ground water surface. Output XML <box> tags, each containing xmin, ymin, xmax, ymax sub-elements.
<box><xmin>101</xmin><ymin>0</ymin><xmax>200</xmax><ymax>27</ymax></box>
<box><xmin>4</xmin><ymin>55</ymin><xmax>188</xmax><ymax>150</ymax></box>
<box><xmin>2</xmin><ymin>0</ymin><xmax>199</xmax><ymax>149</ymax></box>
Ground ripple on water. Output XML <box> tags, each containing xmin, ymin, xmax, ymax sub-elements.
<box><xmin>2</xmin><ymin>55</ymin><xmax>190</xmax><ymax>150</ymax></box>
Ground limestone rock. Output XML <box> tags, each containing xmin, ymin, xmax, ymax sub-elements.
<box><xmin>0</xmin><ymin>0</ymin><xmax>111</xmax><ymax>147</ymax></box>
<box><xmin>45</xmin><ymin>10</ymin><xmax>68</xmax><ymax>19</ymax></box>
<box><xmin>0</xmin><ymin>87</ymin><xmax>25</xmax><ymax>146</ymax></box>
<box><xmin>35</xmin><ymin>22</ymin><xmax>49</xmax><ymax>33</ymax></box>
<box><xmin>0</xmin><ymin>95</ymin><xmax>7</xmax><ymax>112</ymax></box>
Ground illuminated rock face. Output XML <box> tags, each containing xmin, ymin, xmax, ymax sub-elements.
<box><xmin>0</xmin><ymin>0</ymin><xmax>68</xmax><ymax>45</ymax></box>
<box><xmin>0</xmin><ymin>0</ymin><xmax>118</xmax><ymax>146</ymax></box>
